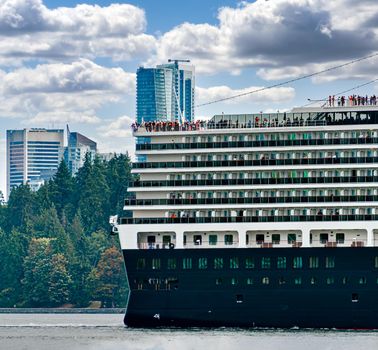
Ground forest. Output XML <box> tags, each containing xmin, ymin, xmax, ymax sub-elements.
<box><xmin>0</xmin><ymin>154</ymin><xmax>133</xmax><ymax>308</ymax></box>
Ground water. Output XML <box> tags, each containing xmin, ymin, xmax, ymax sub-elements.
<box><xmin>0</xmin><ymin>314</ymin><xmax>378</xmax><ymax>350</ymax></box>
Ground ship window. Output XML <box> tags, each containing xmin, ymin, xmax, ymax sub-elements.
<box><xmin>375</xmin><ymin>257</ymin><xmax>378</xmax><ymax>268</ymax></box>
<box><xmin>288</xmin><ymin>233</ymin><xmax>296</xmax><ymax>244</ymax></box>
<box><xmin>294</xmin><ymin>277</ymin><xmax>302</xmax><ymax>285</ymax></box>
<box><xmin>236</xmin><ymin>294</ymin><xmax>244</xmax><ymax>303</ymax></box>
<box><xmin>351</xmin><ymin>293</ymin><xmax>359</xmax><ymax>302</ymax></box>
<box><xmin>262</xmin><ymin>277</ymin><xmax>270</xmax><ymax>285</ymax></box>
<box><xmin>225</xmin><ymin>234</ymin><xmax>234</xmax><ymax>245</ymax></box>
<box><xmin>167</xmin><ymin>258</ymin><xmax>177</xmax><ymax>270</ymax></box>
<box><xmin>277</xmin><ymin>257</ymin><xmax>287</xmax><ymax>269</ymax></box>
<box><xmin>230</xmin><ymin>257</ymin><xmax>239</xmax><ymax>269</ymax></box>
<box><xmin>231</xmin><ymin>277</ymin><xmax>238</xmax><ymax>285</ymax></box>
<box><xmin>293</xmin><ymin>257</ymin><xmax>303</xmax><ymax>269</ymax></box>
<box><xmin>342</xmin><ymin>277</ymin><xmax>349</xmax><ymax>285</ymax></box>
<box><xmin>214</xmin><ymin>258</ymin><xmax>224</xmax><ymax>269</ymax></box>
<box><xmin>182</xmin><ymin>258</ymin><xmax>192</xmax><ymax>269</ymax></box>
<box><xmin>279</xmin><ymin>277</ymin><xmax>286</xmax><ymax>285</ymax></box>
<box><xmin>246</xmin><ymin>277</ymin><xmax>254</xmax><ymax>285</ymax></box>
<box><xmin>309</xmin><ymin>256</ymin><xmax>319</xmax><ymax>268</ymax></box>
<box><xmin>325</xmin><ymin>256</ymin><xmax>335</xmax><ymax>268</ymax></box>
<box><xmin>358</xmin><ymin>277</ymin><xmax>367</xmax><ymax>285</ymax></box>
<box><xmin>310</xmin><ymin>277</ymin><xmax>317</xmax><ymax>285</ymax></box>
<box><xmin>320</xmin><ymin>233</ymin><xmax>328</xmax><ymax>244</ymax></box>
<box><xmin>152</xmin><ymin>258</ymin><xmax>161</xmax><ymax>270</ymax></box>
<box><xmin>261</xmin><ymin>257</ymin><xmax>271</xmax><ymax>269</ymax></box>
<box><xmin>209</xmin><ymin>235</ymin><xmax>218</xmax><ymax>245</ymax></box>
<box><xmin>272</xmin><ymin>234</ymin><xmax>280</xmax><ymax>244</ymax></box>
<box><xmin>198</xmin><ymin>258</ymin><xmax>208</xmax><ymax>269</ymax></box>
<box><xmin>336</xmin><ymin>233</ymin><xmax>345</xmax><ymax>244</ymax></box>
<box><xmin>215</xmin><ymin>278</ymin><xmax>223</xmax><ymax>285</ymax></box>
<box><xmin>136</xmin><ymin>258</ymin><xmax>146</xmax><ymax>270</ymax></box>
<box><xmin>326</xmin><ymin>277</ymin><xmax>335</xmax><ymax>285</ymax></box>
<box><xmin>256</xmin><ymin>234</ymin><xmax>264</xmax><ymax>244</ymax></box>
<box><xmin>245</xmin><ymin>258</ymin><xmax>255</xmax><ymax>269</ymax></box>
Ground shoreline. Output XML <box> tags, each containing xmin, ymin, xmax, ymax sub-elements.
<box><xmin>0</xmin><ymin>308</ymin><xmax>125</xmax><ymax>314</ymax></box>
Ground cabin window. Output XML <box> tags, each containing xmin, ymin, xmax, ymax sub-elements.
<box><xmin>272</xmin><ymin>234</ymin><xmax>280</xmax><ymax>244</ymax></box>
<box><xmin>225</xmin><ymin>234</ymin><xmax>234</xmax><ymax>245</ymax></box>
<box><xmin>336</xmin><ymin>233</ymin><xmax>345</xmax><ymax>244</ymax></box>
<box><xmin>279</xmin><ymin>277</ymin><xmax>286</xmax><ymax>285</ymax></box>
<box><xmin>256</xmin><ymin>234</ymin><xmax>265</xmax><ymax>244</ymax></box>
<box><xmin>352</xmin><ymin>293</ymin><xmax>359</xmax><ymax>302</ymax></box>
<box><xmin>152</xmin><ymin>258</ymin><xmax>161</xmax><ymax>270</ymax></box>
<box><xmin>231</xmin><ymin>277</ymin><xmax>238</xmax><ymax>285</ymax></box>
<box><xmin>325</xmin><ymin>256</ymin><xmax>335</xmax><ymax>268</ymax></box>
<box><xmin>214</xmin><ymin>258</ymin><xmax>224</xmax><ymax>269</ymax></box>
<box><xmin>162</xmin><ymin>235</ymin><xmax>171</xmax><ymax>245</ymax></box>
<box><xmin>136</xmin><ymin>258</ymin><xmax>146</xmax><ymax>270</ymax></box>
<box><xmin>326</xmin><ymin>277</ymin><xmax>335</xmax><ymax>285</ymax></box>
<box><xmin>182</xmin><ymin>258</ymin><xmax>192</xmax><ymax>269</ymax></box>
<box><xmin>230</xmin><ymin>257</ymin><xmax>239</xmax><ymax>269</ymax></box>
<box><xmin>209</xmin><ymin>235</ymin><xmax>218</xmax><ymax>245</ymax></box>
<box><xmin>277</xmin><ymin>257</ymin><xmax>287</xmax><ymax>269</ymax></box>
<box><xmin>309</xmin><ymin>256</ymin><xmax>319</xmax><ymax>268</ymax></box>
<box><xmin>236</xmin><ymin>294</ymin><xmax>244</xmax><ymax>303</ymax></box>
<box><xmin>294</xmin><ymin>277</ymin><xmax>302</xmax><ymax>285</ymax></box>
<box><xmin>167</xmin><ymin>258</ymin><xmax>177</xmax><ymax>270</ymax></box>
<box><xmin>310</xmin><ymin>277</ymin><xmax>317</xmax><ymax>285</ymax></box>
<box><xmin>193</xmin><ymin>235</ymin><xmax>202</xmax><ymax>245</ymax></box>
<box><xmin>215</xmin><ymin>278</ymin><xmax>223</xmax><ymax>285</ymax></box>
<box><xmin>245</xmin><ymin>258</ymin><xmax>255</xmax><ymax>269</ymax></box>
<box><xmin>261</xmin><ymin>257</ymin><xmax>271</xmax><ymax>269</ymax></box>
<box><xmin>320</xmin><ymin>233</ymin><xmax>329</xmax><ymax>244</ymax></box>
<box><xmin>246</xmin><ymin>277</ymin><xmax>254</xmax><ymax>285</ymax></box>
<box><xmin>288</xmin><ymin>233</ymin><xmax>296</xmax><ymax>244</ymax></box>
<box><xmin>374</xmin><ymin>257</ymin><xmax>378</xmax><ymax>268</ymax></box>
<box><xmin>358</xmin><ymin>277</ymin><xmax>367</xmax><ymax>285</ymax></box>
<box><xmin>342</xmin><ymin>277</ymin><xmax>349</xmax><ymax>285</ymax></box>
<box><xmin>198</xmin><ymin>258</ymin><xmax>208</xmax><ymax>269</ymax></box>
<box><xmin>293</xmin><ymin>257</ymin><xmax>303</xmax><ymax>269</ymax></box>
<box><xmin>262</xmin><ymin>277</ymin><xmax>270</xmax><ymax>285</ymax></box>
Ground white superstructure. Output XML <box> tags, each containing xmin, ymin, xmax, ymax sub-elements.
<box><xmin>118</xmin><ymin>105</ymin><xmax>378</xmax><ymax>250</ymax></box>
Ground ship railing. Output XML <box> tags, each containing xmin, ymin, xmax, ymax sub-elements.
<box><xmin>183</xmin><ymin>241</ymin><xmax>238</xmax><ymax>248</ymax></box>
<box><xmin>129</xmin><ymin>176</ymin><xmax>378</xmax><ymax>188</ymax></box>
<box><xmin>138</xmin><ymin>243</ymin><xmax>175</xmax><ymax>250</ymax></box>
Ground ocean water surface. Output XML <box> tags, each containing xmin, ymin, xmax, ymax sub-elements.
<box><xmin>0</xmin><ymin>314</ymin><xmax>378</xmax><ymax>350</ymax></box>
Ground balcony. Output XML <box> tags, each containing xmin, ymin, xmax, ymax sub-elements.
<box><xmin>132</xmin><ymin>156</ymin><xmax>378</xmax><ymax>169</ymax></box>
<box><xmin>130</xmin><ymin>176</ymin><xmax>378</xmax><ymax>188</ymax></box>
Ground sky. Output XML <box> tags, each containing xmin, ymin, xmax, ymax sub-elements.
<box><xmin>1</xmin><ymin>0</ymin><xmax>378</xmax><ymax>197</ymax></box>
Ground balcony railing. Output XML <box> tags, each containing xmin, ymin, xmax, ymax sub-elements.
<box><xmin>130</xmin><ymin>176</ymin><xmax>378</xmax><ymax>188</ymax></box>
<box><xmin>136</xmin><ymin>137</ymin><xmax>378</xmax><ymax>151</ymax></box>
<box><xmin>124</xmin><ymin>195</ymin><xmax>378</xmax><ymax>207</ymax></box>
<box><xmin>120</xmin><ymin>214</ymin><xmax>378</xmax><ymax>225</ymax></box>
<box><xmin>133</xmin><ymin>156</ymin><xmax>378</xmax><ymax>169</ymax></box>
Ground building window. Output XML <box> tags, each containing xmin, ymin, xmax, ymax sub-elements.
<box><xmin>277</xmin><ymin>257</ymin><xmax>286</xmax><ymax>269</ymax></box>
<box><xmin>293</xmin><ymin>257</ymin><xmax>303</xmax><ymax>269</ymax></box>
<box><xmin>272</xmin><ymin>234</ymin><xmax>280</xmax><ymax>244</ymax></box>
<box><xmin>261</xmin><ymin>257</ymin><xmax>271</xmax><ymax>269</ymax></box>
<box><xmin>167</xmin><ymin>258</ymin><xmax>177</xmax><ymax>270</ymax></box>
<box><xmin>225</xmin><ymin>234</ymin><xmax>234</xmax><ymax>245</ymax></box>
<box><xmin>136</xmin><ymin>258</ymin><xmax>146</xmax><ymax>270</ymax></box>
<box><xmin>214</xmin><ymin>258</ymin><xmax>224</xmax><ymax>269</ymax></box>
<box><xmin>325</xmin><ymin>256</ymin><xmax>335</xmax><ymax>268</ymax></box>
<box><xmin>288</xmin><ymin>233</ymin><xmax>296</xmax><ymax>244</ymax></box>
<box><xmin>152</xmin><ymin>258</ymin><xmax>161</xmax><ymax>270</ymax></box>
<box><xmin>246</xmin><ymin>277</ymin><xmax>254</xmax><ymax>285</ymax></box>
<box><xmin>231</xmin><ymin>277</ymin><xmax>238</xmax><ymax>285</ymax></box>
<box><xmin>326</xmin><ymin>277</ymin><xmax>335</xmax><ymax>285</ymax></box>
<box><xmin>294</xmin><ymin>277</ymin><xmax>302</xmax><ymax>285</ymax></box>
<box><xmin>310</xmin><ymin>277</ymin><xmax>317</xmax><ymax>285</ymax></box>
<box><xmin>262</xmin><ymin>277</ymin><xmax>270</xmax><ymax>285</ymax></box>
<box><xmin>279</xmin><ymin>277</ymin><xmax>286</xmax><ymax>285</ymax></box>
<box><xmin>230</xmin><ymin>257</ymin><xmax>239</xmax><ymax>269</ymax></box>
<box><xmin>358</xmin><ymin>277</ymin><xmax>367</xmax><ymax>285</ymax></box>
<box><xmin>198</xmin><ymin>258</ymin><xmax>208</xmax><ymax>269</ymax></box>
<box><xmin>309</xmin><ymin>256</ymin><xmax>319</xmax><ymax>269</ymax></box>
<box><xmin>215</xmin><ymin>278</ymin><xmax>222</xmax><ymax>285</ymax></box>
<box><xmin>182</xmin><ymin>258</ymin><xmax>192</xmax><ymax>269</ymax></box>
<box><xmin>209</xmin><ymin>235</ymin><xmax>218</xmax><ymax>245</ymax></box>
<box><xmin>245</xmin><ymin>258</ymin><xmax>255</xmax><ymax>269</ymax></box>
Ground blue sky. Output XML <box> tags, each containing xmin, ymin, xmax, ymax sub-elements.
<box><xmin>1</xmin><ymin>0</ymin><xmax>378</xmax><ymax>196</ymax></box>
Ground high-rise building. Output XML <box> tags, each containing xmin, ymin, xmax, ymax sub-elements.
<box><xmin>65</xmin><ymin>127</ymin><xmax>97</xmax><ymax>174</ymax></box>
<box><xmin>6</xmin><ymin>128</ymin><xmax>64</xmax><ymax>196</ymax></box>
<box><xmin>136</xmin><ymin>60</ymin><xmax>195</xmax><ymax>123</ymax></box>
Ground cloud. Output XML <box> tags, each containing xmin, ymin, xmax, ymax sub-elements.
<box><xmin>196</xmin><ymin>85</ymin><xmax>295</xmax><ymax>105</ymax></box>
<box><xmin>98</xmin><ymin>115</ymin><xmax>134</xmax><ymax>138</ymax></box>
<box><xmin>0</xmin><ymin>59</ymin><xmax>135</xmax><ymax>124</ymax></box>
<box><xmin>0</xmin><ymin>0</ymin><xmax>156</xmax><ymax>64</ymax></box>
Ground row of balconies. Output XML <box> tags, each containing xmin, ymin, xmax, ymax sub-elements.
<box><xmin>130</xmin><ymin>176</ymin><xmax>378</xmax><ymax>188</ymax></box>
<box><xmin>132</xmin><ymin>156</ymin><xmax>378</xmax><ymax>169</ymax></box>
<box><xmin>136</xmin><ymin>137</ymin><xmax>378</xmax><ymax>151</ymax></box>
<box><xmin>124</xmin><ymin>195</ymin><xmax>378</xmax><ymax>207</ymax></box>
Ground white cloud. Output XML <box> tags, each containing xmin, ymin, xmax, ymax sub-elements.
<box><xmin>98</xmin><ymin>115</ymin><xmax>134</xmax><ymax>138</ymax></box>
<box><xmin>0</xmin><ymin>59</ymin><xmax>135</xmax><ymax>124</ymax></box>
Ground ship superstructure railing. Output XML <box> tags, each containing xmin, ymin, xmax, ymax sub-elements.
<box><xmin>133</xmin><ymin>156</ymin><xmax>378</xmax><ymax>169</ymax></box>
<box><xmin>120</xmin><ymin>214</ymin><xmax>378</xmax><ymax>225</ymax></box>
<box><xmin>136</xmin><ymin>137</ymin><xmax>378</xmax><ymax>151</ymax></box>
<box><xmin>130</xmin><ymin>176</ymin><xmax>378</xmax><ymax>188</ymax></box>
<box><xmin>124</xmin><ymin>195</ymin><xmax>378</xmax><ymax>207</ymax></box>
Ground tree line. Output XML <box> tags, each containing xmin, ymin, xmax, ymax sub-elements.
<box><xmin>0</xmin><ymin>154</ymin><xmax>133</xmax><ymax>308</ymax></box>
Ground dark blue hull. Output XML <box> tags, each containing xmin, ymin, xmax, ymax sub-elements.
<box><xmin>122</xmin><ymin>247</ymin><xmax>378</xmax><ymax>328</ymax></box>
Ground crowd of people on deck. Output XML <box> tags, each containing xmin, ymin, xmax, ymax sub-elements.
<box><xmin>327</xmin><ymin>95</ymin><xmax>377</xmax><ymax>107</ymax></box>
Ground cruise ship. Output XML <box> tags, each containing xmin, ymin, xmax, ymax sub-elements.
<box><xmin>112</xmin><ymin>104</ymin><xmax>378</xmax><ymax>328</ymax></box>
